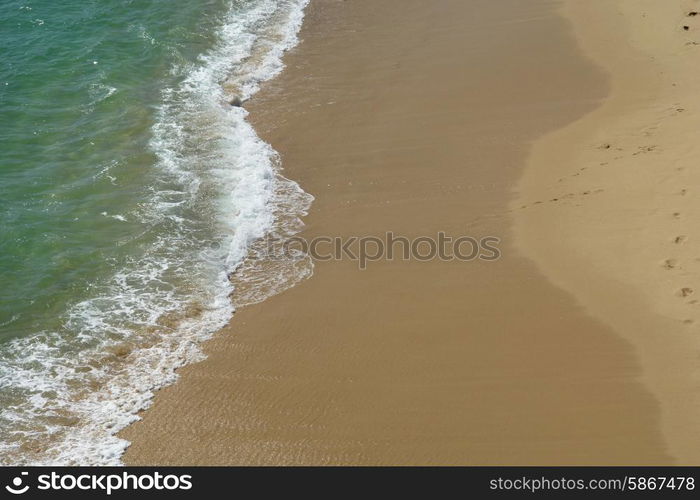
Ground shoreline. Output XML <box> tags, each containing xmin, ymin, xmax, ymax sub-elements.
<box><xmin>515</xmin><ymin>0</ymin><xmax>700</xmax><ymax>463</ymax></box>
<box><xmin>0</xmin><ymin>0</ymin><xmax>314</xmax><ymax>466</ymax></box>
<box><xmin>121</xmin><ymin>0</ymin><xmax>676</xmax><ymax>464</ymax></box>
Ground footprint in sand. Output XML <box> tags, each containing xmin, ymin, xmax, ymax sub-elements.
<box><xmin>633</xmin><ymin>145</ymin><xmax>658</xmax><ymax>156</ymax></box>
<box><xmin>663</xmin><ymin>258</ymin><xmax>677</xmax><ymax>270</ymax></box>
<box><xmin>668</xmin><ymin>106</ymin><xmax>686</xmax><ymax>114</ymax></box>
<box><xmin>680</xmin><ymin>287</ymin><xmax>694</xmax><ymax>298</ymax></box>
<box><xmin>674</xmin><ymin>235</ymin><xmax>687</xmax><ymax>244</ymax></box>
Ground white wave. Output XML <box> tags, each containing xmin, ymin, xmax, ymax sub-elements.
<box><xmin>0</xmin><ymin>0</ymin><xmax>311</xmax><ymax>466</ymax></box>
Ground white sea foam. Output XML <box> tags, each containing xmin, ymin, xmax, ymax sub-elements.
<box><xmin>0</xmin><ymin>0</ymin><xmax>311</xmax><ymax>465</ymax></box>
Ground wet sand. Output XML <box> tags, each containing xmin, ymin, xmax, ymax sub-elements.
<box><xmin>121</xmin><ymin>0</ymin><xmax>674</xmax><ymax>464</ymax></box>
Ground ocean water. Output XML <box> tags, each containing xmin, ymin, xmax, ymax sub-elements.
<box><xmin>0</xmin><ymin>0</ymin><xmax>312</xmax><ymax>465</ymax></box>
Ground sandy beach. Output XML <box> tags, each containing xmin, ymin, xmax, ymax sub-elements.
<box><xmin>515</xmin><ymin>0</ymin><xmax>700</xmax><ymax>463</ymax></box>
<box><xmin>120</xmin><ymin>0</ymin><xmax>696</xmax><ymax>464</ymax></box>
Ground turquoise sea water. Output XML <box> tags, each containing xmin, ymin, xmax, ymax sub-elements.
<box><xmin>0</xmin><ymin>0</ymin><xmax>310</xmax><ymax>464</ymax></box>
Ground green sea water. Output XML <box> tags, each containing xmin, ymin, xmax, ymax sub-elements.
<box><xmin>0</xmin><ymin>0</ymin><xmax>310</xmax><ymax>465</ymax></box>
<box><xmin>1</xmin><ymin>0</ymin><xmax>230</xmax><ymax>342</ymax></box>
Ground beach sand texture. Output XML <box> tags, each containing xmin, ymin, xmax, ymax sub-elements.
<box><xmin>121</xmin><ymin>0</ymin><xmax>697</xmax><ymax>464</ymax></box>
<box><xmin>515</xmin><ymin>0</ymin><xmax>700</xmax><ymax>464</ymax></box>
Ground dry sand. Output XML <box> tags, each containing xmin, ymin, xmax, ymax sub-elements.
<box><xmin>121</xmin><ymin>0</ymin><xmax>685</xmax><ymax>464</ymax></box>
<box><xmin>514</xmin><ymin>0</ymin><xmax>700</xmax><ymax>464</ymax></box>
